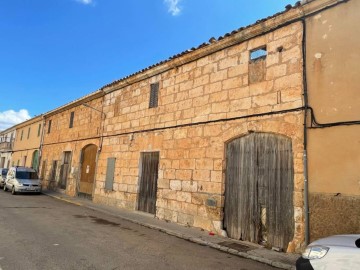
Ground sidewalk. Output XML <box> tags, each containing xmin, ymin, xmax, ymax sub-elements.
<box><xmin>43</xmin><ymin>190</ymin><xmax>299</xmax><ymax>270</ymax></box>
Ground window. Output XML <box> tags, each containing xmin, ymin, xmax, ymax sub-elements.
<box><xmin>249</xmin><ymin>46</ymin><xmax>267</xmax><ymax>84</ymax></box>
<box><xmin>47</xmin><ymin>120</ymin><xmax>52</xmax><ymax>134</ymax></box>
<box><xmin>37</xmin><ymin>124</ymin><xmax>41</xmax><ymax>137</ymax></box>
<box><xmin>69</xmin><ymin>111</ymin><xmax>74</xmax><ymax>128</ymax></box>
<box><xmin>27</xmin><ymin>127</ymin><xmax>31</xmax><ymax>139</ymax></box>
<box><xmin>105</xmin><ymin>157</ymin><xmax>116</xmax><ymax>191</ymax></box>
<box><xmin>20</xmin><ymin>130</ymin><xmax>24</xmax><ymax>141</ymax></box>
<box><xmin>149</xmin><ymin>82</ymin><xmax>159</xmax><ymax>108</ymax></box>
<box><xmin>250</xmin><ymin>47</ymin><xmax>267</xmax><ymax>61</ymax></box>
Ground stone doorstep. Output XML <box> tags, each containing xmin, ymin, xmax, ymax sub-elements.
<box><xmin>42</xmin><ymin>191</ymin><xmax>298</xmax><ymax>270</ymax></box>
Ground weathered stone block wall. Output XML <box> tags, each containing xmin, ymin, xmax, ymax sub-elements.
<box><xmin>95</xmin><ymin>112</ymin><xmax>305</xmax><ymax>248</ymax></box>
<box><xmin>95</xmin><ymin>22</ymin><xmax>305</xmax><ymax>250</ymax></box>
<box><xmin>43</xmin><ymin>97</ymin><xmax>103</xmax><ymax>145</ymax></box>
<box><xmin>102</xmin><ymin>22</ymin><xmax>303</xmax><ymax>136</ymax></box>
<box><xmin>41</xmin><ymin>138</ymin><xmax>100</xmax><ymax>197</ymax></box>
<box><xmin>309</xmin><ymin>193</ymin><xmax>360</xmax><ymax>241</ymax></box>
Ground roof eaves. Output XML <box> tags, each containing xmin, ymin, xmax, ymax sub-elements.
<box><xmin>101</xmin><ymin>2</ymin><xmax>304</xmax><ymax>94</ymax></box>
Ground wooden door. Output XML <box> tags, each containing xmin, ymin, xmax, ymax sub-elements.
<box><xmin>224</xmin><ymin>133</ymin><xmax>294</xmax><ymax>250</ymax></box>
<box><xmin>79</xmin><ymin>145</ymin><xmax>97</xmax><ymax>197</ymax></box>
<box><xmin>138</xmin><ymin>152</ymin><xmax>159</xmax><ymax>214</ymax></box>
<box><xmin>59</xmin><ymin>151</ymin><xmax>71</xmax><ymax>190</ymax></box>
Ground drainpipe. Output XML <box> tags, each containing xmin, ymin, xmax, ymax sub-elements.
<box><xmin>301</xmin><ymin>17</ymin><xmax>310</xmax><ymax>246</ymax></box>
<box><xmin>38</xmin><ymin>115</ymin><xmax>46</xmax><ymax>173</ymax></box>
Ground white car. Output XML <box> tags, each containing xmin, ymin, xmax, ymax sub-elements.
<box><xmin>296</xmin><ymin>234</ymin><xmax>360</xmax><ymax>270</ymax></box>
<box><xmin>3</xmin><ymin>166</ymin><xmax>41</xmax><ymax>195</ymax></box>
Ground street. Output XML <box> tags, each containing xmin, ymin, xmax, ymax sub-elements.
<box><xmin>0</xmin><ymin>191</ymin><xmax>277</xmax><ymax>270</ymax></box>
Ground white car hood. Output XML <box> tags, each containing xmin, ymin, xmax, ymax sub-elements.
<box><xmin>310</xmin><ymin>234</ymin><xmax>360</xmax><ymax>248</ymax></box>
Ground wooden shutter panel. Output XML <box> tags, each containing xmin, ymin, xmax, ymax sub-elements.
<box><xmin>105</xmin><ymin>157</ymin><xmax>116</xmax><ymax>191</ymax></box>
<box><xmin>149</xmin><ymin>83</ymin><xmax>159</xmax><ymax>108</ymax></box>
<box><xmin>69</xmin><ymin>112</ymin><xmax>75</xmax><ymax>128</ymax></box>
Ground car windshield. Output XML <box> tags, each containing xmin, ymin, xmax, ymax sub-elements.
<box><xmin>1</xmin><ymin>169</ymin><xmax>8</xmax><ymax>176</ymax></box>
<box><xmin>16</xmin><ymin>171</ymin><xmax>39</xmax><ymax>179</ymax></box>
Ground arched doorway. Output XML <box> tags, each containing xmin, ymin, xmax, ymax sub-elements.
<box><xmin>79</xmin><ymin>144</ymin><xmax>98</xmax><ymax>198</ymax></box>
<box><xmin>224</xmin><ymin>133</ymin><xmax>294</xmax><ymax>250</ymax></box>
<box><xmin>32</xmin><ymin>150</ymin><xmax>39</xmax><ymax>171</ymax></box>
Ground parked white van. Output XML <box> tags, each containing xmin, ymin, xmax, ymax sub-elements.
<box><xmin>3</xmin><ymin>166</ymin><xmax>41</xmax><ymax>195</ymax></box>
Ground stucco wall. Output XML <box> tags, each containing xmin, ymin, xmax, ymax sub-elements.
<box><xmin>306</xmin><ymin>0</ymin><xmax>360</xmax><ymax>240</ymax></box>
<box><xmin>12</xmin><ymin>118</ymin><xmax>43</xmax><ymax>168</ymax></box>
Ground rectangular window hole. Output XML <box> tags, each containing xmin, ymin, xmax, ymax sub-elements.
<box><xmin>250</xmin><ymin>47</ymin><xmax>267</xmax><ymax>61</ymax></box>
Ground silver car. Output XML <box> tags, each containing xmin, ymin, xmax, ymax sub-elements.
<box><xmin>296</xmin><ymin>234</ymin><xmax>360</xmax><ymax>270</ymax></box>
<box><xmin>0</xmin><ymin>168</ymin><xmax>8</xmax><ymax>188</ymax></box>
<box><xmin>4</xmin><ymin>166</ymin><xmax>41</xmax><ymax>195</ymax></box>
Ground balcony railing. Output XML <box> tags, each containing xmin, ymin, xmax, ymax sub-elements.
<box><xmin>0</xmin><ymin>141</ymin><xmax>13</xmax><ymax>151</ymax></box>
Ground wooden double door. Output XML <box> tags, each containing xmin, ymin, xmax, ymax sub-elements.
<box><xmin>224</xmin><ymin>133</ymin><xmax>294</xmax><ymax>250</ymax></box>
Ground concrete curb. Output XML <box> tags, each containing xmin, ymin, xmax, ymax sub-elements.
<box><xmin>43</xmin><ymin>192</ymin><xmax>296</xmax><ymax>270</ymax></box>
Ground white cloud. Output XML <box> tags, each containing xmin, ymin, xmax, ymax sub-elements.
<box><xmin>76</xmin><ymin>0</ymin><xmax>93</xmax><ymax>5</ymax></box>
<box><xmin>164</xmin><ymin>0</ymin><xmax>182</xmax><ymax>16</ymax></box>
<box><xmin>0</xmin><ymin>109</ymin><xmax>31</xmax><ymax>131</ymax></box>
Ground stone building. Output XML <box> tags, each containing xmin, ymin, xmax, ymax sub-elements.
<box><xmin>93</xmin><ymin>3</ymin><xmax>307</xmax><ymax>252</ymax></box>
<box><xmin>40</xmin><ymin>91</ymin><xmax>104</xmax><ymax>195</ymax></box>
<box><xmin>33</xmin><ymin>0</ymin><xmax>359</xmax><ymax>253</ymax></box>
<box><xmin>11</xmin><ymin>115</ymin><xmax>43</xmax><ymax>170</ymax></box>
<box><xmin>0</xmin><ymin>127</ymin><xmax>16</xmax><ymax>169</ymax></box>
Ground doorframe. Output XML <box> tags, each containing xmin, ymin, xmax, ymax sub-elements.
<box><xmin>77</xmin><ymin>143</ymin><xmax>98</xmax><ymax>200</ymax></box>
<box><xmin>136</xmin><ymin>150</ymin><xmax>160</xmax><ymax>214</ymax></box>
<box><xmin>222</xmin><ymin>131</ymin><xmax>295</xmax><ymax>248</ymax></box>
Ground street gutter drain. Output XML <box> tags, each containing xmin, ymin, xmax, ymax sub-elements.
<box><xmin>217</xmin><ymin>241</ymin><xmax>255</xmax><ymax>252</ymax></box>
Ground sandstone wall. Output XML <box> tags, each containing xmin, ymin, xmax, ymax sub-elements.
<box><xmin>96</xmin><ymin>22</ymin><xmax>305</xmax><ymax>249</ymax></box>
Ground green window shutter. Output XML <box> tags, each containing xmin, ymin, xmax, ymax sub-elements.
<box><xmin>105</xmin><ymin>157</ymin><xmax>116</xmax><ymax>191</ymax></box>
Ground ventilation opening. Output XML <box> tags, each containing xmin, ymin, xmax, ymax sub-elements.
<box><xmin>250</xmin><ymin>47</ymin><xmax>267</xmax><ymax>61</ymax></box>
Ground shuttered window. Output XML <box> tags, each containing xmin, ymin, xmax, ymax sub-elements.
<box><xmin>37</xmin><ymin>124</ymin><xmax>41</xmax><ymax>137</ymax></box>
<box><xmin>47</xmin><ymin>120</ymin><xmax>52</xmax><ymax>134</ymax></box>
<box><xmin>149</xmin><ymin>82</ymin><xmax>159</xmax><ymax>108</ymax></box>
<box><xmin>105</xmin><ymin>157</ymin><xmax>116</xmax><ymax>191</ymax></box>
<box><xmin>69</xmin><ymin>112</ymin><xmax>74</xmax><ymax>128</ymax></box>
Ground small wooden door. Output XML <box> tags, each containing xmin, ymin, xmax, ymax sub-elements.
<box><xmin>79</xmin><ymin>145</ymin><xmax>97</xmax><ymax>197</ymax></box>
<box><xmin>138</xmin><ymin>152</ymin><xmax>159</xmax><ymax>214</ymax></box>
<box><xmin>224</xmin><ymin>133</ymin><xmax>294</xmax><ymax>250</ymax></box>
<box><xmin>59</xmin><ymin>151</ymin><xmax>71</xmax><ymax>190</ymax></box>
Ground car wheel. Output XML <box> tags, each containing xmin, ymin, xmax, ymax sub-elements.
<box><xmin>3</xmin><ymin>185</ymin><xmax>8</xmax><ymax>191</ymax></box>
<box><xmin>11</xmin><ymin>186</ymin><xmax>16</xmax><ymax>195</ymax></box>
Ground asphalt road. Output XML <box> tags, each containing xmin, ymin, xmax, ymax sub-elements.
<box><xmin>0</xmin><ymin>191</ymin><xmax>277</xmax><ymax>270</ymax></box>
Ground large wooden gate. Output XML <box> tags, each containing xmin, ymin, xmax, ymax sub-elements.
<box><xmin>224</xmin><ymin>133</ymin><xmax>294</xmax><ymax>250</ymax></box>
<box><xmin>79</xmin><ymin>144</ymin><xmax>97</xmax><ymax>198</ymax></box>
<box><xmin>138</xmin><ymin>152</ymin><xmax>159</xmax><ymax>214</ymax></box>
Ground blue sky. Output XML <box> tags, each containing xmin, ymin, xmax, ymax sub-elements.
<box><xmin>0</xmin><ymin>0</ymin><xmax>297</xmax><ymax>130</ymax></box>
